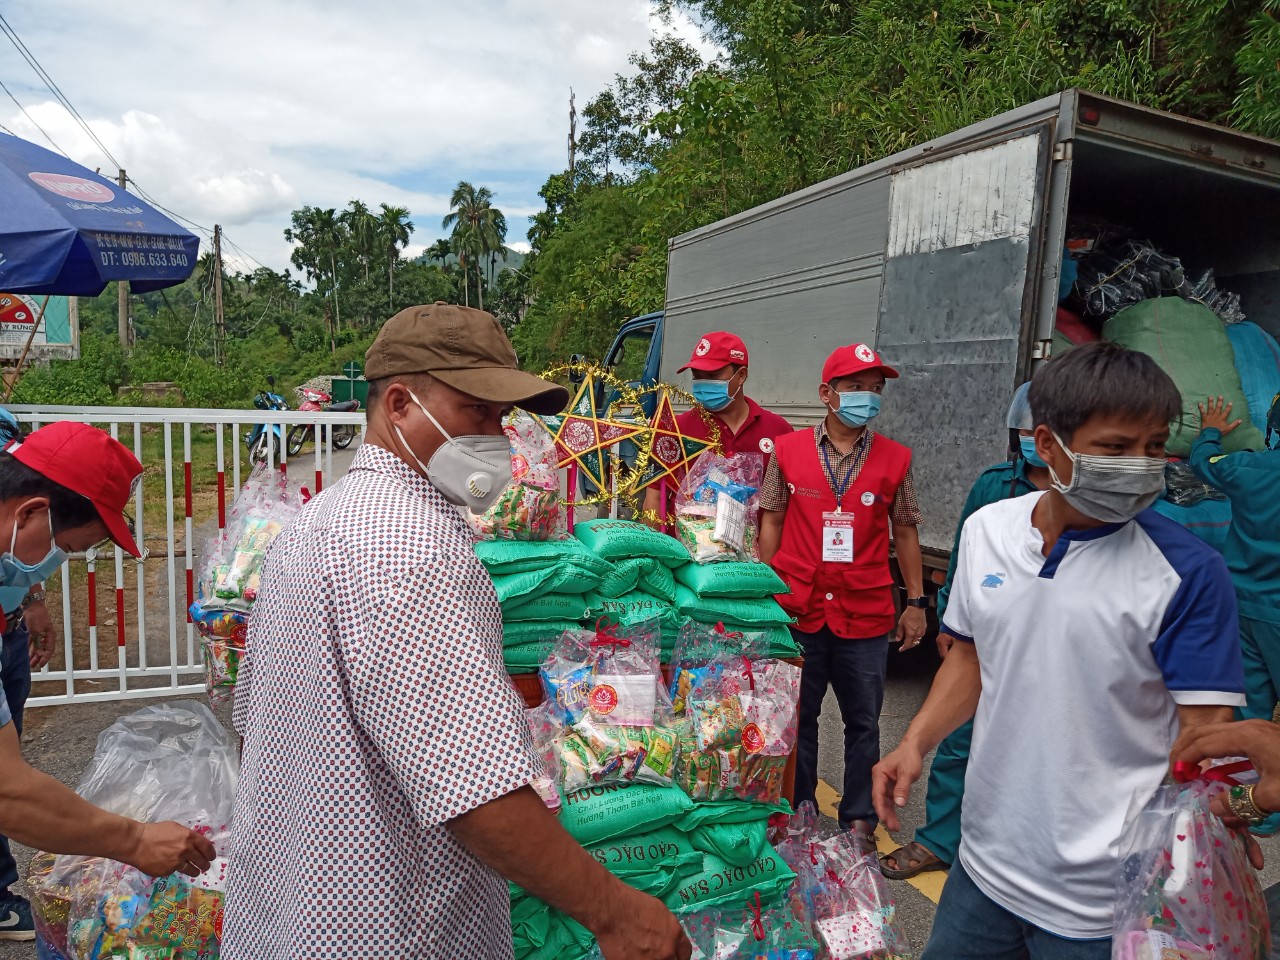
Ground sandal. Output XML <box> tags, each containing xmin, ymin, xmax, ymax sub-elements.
<box><xmin>879</xmin><ymin>842</ymin><xmax>947</xmax><ymax>880</ymax></box>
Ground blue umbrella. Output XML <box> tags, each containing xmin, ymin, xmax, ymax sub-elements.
<box><xmin>0</xmin><ymin>133</ymin><xmax>200</xmax><ymax>296</ymax></box>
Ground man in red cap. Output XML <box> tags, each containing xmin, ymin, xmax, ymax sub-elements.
<box><xmin>759</xmin><ymin>343</ymin><xmax>927</xmax><ymax>839</ymax></box>
<box><xmin>0</xmin><ymin>421</ymin><xmax>215</xmax><ymax>939</ymax></box>
<box><xmin>643</xmin><ymin>331</ymin><xmax>792</xmax><ymax>520</ymax></box>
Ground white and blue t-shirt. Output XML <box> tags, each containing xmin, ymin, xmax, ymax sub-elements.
<box><xmin>943</xmin><ymin>492</ymin><xmax>1245</xmax><ymax>939</ymax></box>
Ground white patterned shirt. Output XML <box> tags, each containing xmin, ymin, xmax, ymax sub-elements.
<box><xmin>225</xmin><ymin>444</ymin><xmax>537</xmax><ymax>959</ymax></box>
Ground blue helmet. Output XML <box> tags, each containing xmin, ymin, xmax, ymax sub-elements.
<box><xmin>0</xmin><ymin>407</ymin><xmax>21</xmax><ymax>447</ymax></box>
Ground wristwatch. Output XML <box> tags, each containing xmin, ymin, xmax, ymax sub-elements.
<box><xmin>23</xmin><ymin>590</ymin><xmax>46</xmax><ymax>606</ymax></box>
<box><xmin>904</xmin><ymin>596</ymin><xmax>928</xmax><ymax>609</ymax></box>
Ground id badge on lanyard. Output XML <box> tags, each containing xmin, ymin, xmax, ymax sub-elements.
<box><xmin>820</xmin><ymin>442</ymin><xmax>856</xmax><ymax>563</ymax></box>
<box><xmin>822</xmin><ymin>511</ymin><xmax>854</xmax><ymax>563</ymax></box>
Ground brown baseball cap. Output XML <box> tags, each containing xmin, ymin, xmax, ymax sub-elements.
<box><xmin>365</xmin><ymin>302</ymin><xmax>568</xmax><ymax>415</ymax></box>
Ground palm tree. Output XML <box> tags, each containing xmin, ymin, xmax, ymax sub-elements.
<box><xmin>340</xmin><ymin>201</ymin><xmax>378</xmax><ymax>285</ymax></box>
<box><xmin>311</xmin><ymin>207</ymin><xmax>345</xmax><ymax>332</ymax></box>
<box><xmin>442</xmin><ymin>181</ymin><xmax>506</xmax><ymax>311</ymax></box>
<box><xmin>426</xmin><ymin>238</ymin><xmax>452</xmax><ymax>268</ymax></box>
<box><xmin>377</xmin><ymin>203</ymin><xmax>414</xmax><ymax>308</ymax></box>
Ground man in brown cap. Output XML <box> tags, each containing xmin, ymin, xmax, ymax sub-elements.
<box><xmin>224</xmin><ymin>304</ymin><xmax>690</xmax><ymax>960</ymax></box>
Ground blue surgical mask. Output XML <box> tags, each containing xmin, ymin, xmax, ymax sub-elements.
<box><xmin>832</xmin><ymin>391</ymin><xmax>881</xmax><ymax>428</ymax></box>
<box><xmin>0</xmin><ymin>509</ymin><xmax>66</xmax><ymax>594</ymax></box>
<box><xmin>691</xmin><ymin>378</ymin><xmax>738</xmax><ymax>412</ymax></box>
<box><xmin>1019</xmin><ymin>435</ymin><xmax>1047</xmax><ymax>468</ymax></box>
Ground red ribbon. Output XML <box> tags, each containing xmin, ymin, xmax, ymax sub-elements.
<box><xmin>826</xmin><ymin>868</ymin><xmax>845</xmax><ymax>890</ymax></box>
<box><xmin>714</xmin><ymin>621</ymin><xmax>745</xmax><ymax>641</ymax></box>
<box><xmin>808</xmin><ymin>843</ymin><xmax>818</xmax><ymax>866</ymax></box>
<box><xmin>749</xmin><ymin>891</ymin><xmax>765</xmax><ymax>941</ymax></box>
<box><xmin>1172</xmin><ymin>759</ymin><xmax>1254</xmax><ymax>786</ymax></box>
<box><xmin>742</xmin><ymin>655</ymin><xmax>756</xmax><ymax>692</ymax></box>
<box><xmin>589</xmin><ymin>617</ymin><xmax>631</xmax><ymax>653</ymax></box>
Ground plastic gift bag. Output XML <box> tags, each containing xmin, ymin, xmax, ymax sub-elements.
<box><xmin>670</xmin><ymin>622</ymin><xmax>801</xmax><ymax>805</ymax></box>
<box><xmin>676</xmin><ymin>453</ymin><xmax>766</xmax><ymax>563</ymax></box>
<box><xmin>1112</xmin><ymin>779</ymin><xmax>1269</xmax><ymax>960</ymax></box>
<box><xmin>30</xmin><ymin>701</ymin><xmax>238</xmax><ymax>960</ymax></box>
<box><xmin>778</xmin><ymin>803</ymin><xmax>914</xmax><ymax>960</ymax></box>
<box><xmin>199</xmin><ymin>463</ymin><xmax>304</xmax><ymax>613</ymax></box>
<box><xmin>469</xmin><ymin>416</ymin><xmax>566</xmax><ymax>541</ymax></box>
<box><xmin>539</xmin><ymin>618</ymin><xmax>680</xmax><ymax>790</ymax></box>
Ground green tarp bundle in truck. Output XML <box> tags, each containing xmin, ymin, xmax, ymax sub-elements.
<box><xmin>1105</xmin><ymin>297</ymin><xmax>1266</xmax><ymax>456</ymax></box>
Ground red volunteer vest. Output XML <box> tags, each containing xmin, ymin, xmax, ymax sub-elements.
<box><xmin>769</xmin><ymin>428</ymin><xmax>912</xmax><ymax>639</ymax></box>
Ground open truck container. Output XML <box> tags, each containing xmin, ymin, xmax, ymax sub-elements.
<box><xmin>624</xmin><ymin>89</ymin><xmax>1280</xmax><ymax>574</ymax></box>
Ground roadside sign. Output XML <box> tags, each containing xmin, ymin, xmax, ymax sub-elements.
<box><xmin>0</xmin><ymin>292</ymin><xmax>79</xmax><ymax>360</ymax></box>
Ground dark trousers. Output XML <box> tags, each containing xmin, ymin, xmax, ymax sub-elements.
<box><xmin>791</xmin><ymin>624</ymin><xmax>889</xmax><ymax>827</ymax></box>
<box><xmin>921</xmin><ymin>860</ymin><xmax>1110</xmax><ymax>959</ymax></box>
<box><xmin>0</xmin><ymin>623</ymin><xmax>30</xmax><ymax>893</ymax></box>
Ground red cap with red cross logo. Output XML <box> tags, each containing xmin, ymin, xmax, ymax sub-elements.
<box><xmin>822</xmin><ymin>342</ymin><xmax>899</xmax><ymax>382</ymax></box>
<box><xmin>6</xmin><ymin>422</ymin><xmax>144</xmax><ymax>557</ymax></box>
<box><xmin>678</xmin><ymin>332</ymin><xmax>749</xmax><ymax>372</ymax></box>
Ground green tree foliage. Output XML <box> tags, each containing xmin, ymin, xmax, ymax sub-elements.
<box><xmin>514</xmin><ymin>0</ymin><xmax>1280</xmax><ymax>370</ymax></box>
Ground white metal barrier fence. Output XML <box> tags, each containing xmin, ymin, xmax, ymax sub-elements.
<box><xmin>5</xmin><ymin>404</ymin><xmax>367</xmax><ymax>707</ymax></box>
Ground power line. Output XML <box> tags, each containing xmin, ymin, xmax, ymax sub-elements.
<box><xmin>0</xmin><ymin>75</ymin><xmax>64</xmax><ymax>155</ymax></box>
<box><xmin>0</xmin><ymin>12</ymin><xmax>121</xmax><ymax>172</ymax></box>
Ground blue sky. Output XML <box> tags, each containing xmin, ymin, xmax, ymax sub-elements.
<box><xmin>0</xmin><ymin>0</ymin><xmax>713</xmax><ymax>273</ymax></box>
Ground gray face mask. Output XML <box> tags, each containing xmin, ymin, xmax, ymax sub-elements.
<box><xmin>1046</xmin><ymin>431</ymin><xmax>1166</xmax><ymax>523</ymax></box>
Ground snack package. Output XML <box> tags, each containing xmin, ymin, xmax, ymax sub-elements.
<box><xmin>31</xmin><ymin>702</ymin><xmax>236</xmax><ymax>960</ymax></box>
<box><xmin>469</xmin><ymin>416</ymin><xmax>566</xmax><ymax>541</ymax></box>
<box><xmin>676</xmin><ymin>453</ymin><xmax>766</xmax><ymax>563</ymax></box>
<box><xmin>539</xmin><ymin>619</ymin><xmax>679</xmax><ymax>790</ymax></box>
<box><xmin>670</xmin><ymin>622</ymin><xmax>800</xmax><ymax>805</ymax></box>
<box><xmin>1112</xmin><ymin>779</ymin><xmax>1269</xmax><ymax>960</ymax></box>
<box><xmin>198</xmin><ymin>464</ymin><xmax>303</xmax><ymax>614</ymax></box>
<box><xmin>190</xmin><ymin>601</ymin><xmax>249</xmax><ymax>709</ymax></box>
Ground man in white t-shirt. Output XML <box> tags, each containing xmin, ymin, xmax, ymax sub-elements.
<box><xmin>873</xmin><ymin>342</ymin><xmax>1246</xmax><ymax>959</ymax></box>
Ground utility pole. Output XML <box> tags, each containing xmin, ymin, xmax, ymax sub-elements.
<box><xmin>212</xmin><ymin>224</ymin><xmax>225</xmax><ymax>366</ymax></box>
<box><xmin>117</xmin><ymin>169</ymin><xmax>129</xmax><ymax>348</ymax></box>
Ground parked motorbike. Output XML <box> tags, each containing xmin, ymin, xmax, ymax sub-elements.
<box><xmin>245</xmin><ymin>377</ymin><xmax>290</xmax><ymax>463</ymax></box>
<box><xmin>286</xmin><ymin>387</ymin><xmax>360</xmax><ymax>456</ymax></box>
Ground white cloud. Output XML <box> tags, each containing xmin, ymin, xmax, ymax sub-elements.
<box><xmin>0</xmin><ymin>0</ymin><xmax>704</xmax><ymax>272</ymax></box>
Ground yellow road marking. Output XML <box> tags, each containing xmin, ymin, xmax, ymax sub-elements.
<box><xmin>816</xmin><ymin>778</ymin><xmax>946</xmax><ymax>904</ymax></box>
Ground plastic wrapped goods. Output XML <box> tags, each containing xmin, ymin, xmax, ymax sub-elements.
<box><xmin>30</xmin><ymin>702</ymin><xmax>237</xmax><ymax>960</ymax></box>
<box><xmin>1112</xmin><ymin>779</ymin><xmax>1269</xmax><ymax>960</ymax></box>
<box><xmin>676</xmin><ymin>454</ymin><xmax>766</xmax><ymax>563</ymax></box>
<box><xmin>469</xmin><ymin>417</ymin><xmax>566</xmax><ymax>541</ymax></box>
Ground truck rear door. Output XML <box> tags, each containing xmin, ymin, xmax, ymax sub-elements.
<box><xmin>874</xmin><ymin>121</ymin><xmax>1057</xmax><ymax>558</ymax></box>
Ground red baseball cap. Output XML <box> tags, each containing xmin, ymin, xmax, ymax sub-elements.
<box><xmin>822</xmin><ymin>343</ymin><xmax>899</xmax><ymax>383</ymax></box>
<box><xmin>7</xmin><ymin>422</ymin><xmax>143</xmax><ymax>557</ymax></box>
<box><xmin>678</xmin><ymin>332</ymin><xmax>749</xmax><ymax>372</ymax></box>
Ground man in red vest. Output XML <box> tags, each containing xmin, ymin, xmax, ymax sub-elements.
<box><xmin>759</xmin><ymin>343</ymin><xmax>927</xmax><ymax>838</ymax></box>
<box><xmin>643</xmin><ymin>331</ymin><xmax>793</xmax><ymax>520</ymax></box>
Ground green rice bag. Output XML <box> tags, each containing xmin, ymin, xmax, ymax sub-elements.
<box><xmin>558</xmin><ymin>783</ymin><xmax>694</xmax><ymax>846</ymax></box>
<box><xmin>686</xmin><ymin>817</ymin><xmax>770</xmax><ymax>868</ymax></box>
<box><xmin>598</xmin><ymin>557</ymin><xmax>678</xmax><ymax>603</ymax></box>
<box><xmin>503</xmin><ymin>592</ymin><xmax>594</xmax><ymax>621</ymax></box>
<box><xmin>475</xmin><ymin>537</ymin><xmax>612</xmax><ymax>575</ymax></box>
<box><xmin>503</xmin><ymin>640</ymin><xmax>559</xmax><ymax>673</ymax></box>
<box><xmin>588</xmin><ymin>590</ymin><xmax>680</xmax><ymax>631</ymax></box>
<box><xmin>664</xmin><ymin>845</ymin><xmax>796</xmax><ymax>914</ymax></box>
<box><xmin>574</xmin><ymin>519</ymin><xmax>690</xmax><ymax>568</ymax></box>
<box><xmin>673</xmin><ymin>799</ymin><xmax>792</xmax><ymax>833</ymax></box>
<box><xmin>585</xmin><ymin>827</ymin><xmax>705</xmax><ymax>880</ymax></box>
<box><xmin>492</xmin><ymin>563</ymin><xmax>605</xmax><ymax>606</ymax></box>
<box><xmin>675</xmin><ymin>561</ymin><xmax>787</xmax><ymax>600</ymax></box>
<box><xmin>502</xmin><ymin>620</ymin><xmax>579</xmax><ymax>646</ymax></box>
<box><xmin>674</xmin><ymin>585</ymin><xmax>795</xmax><ymax>628</ymax></box>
